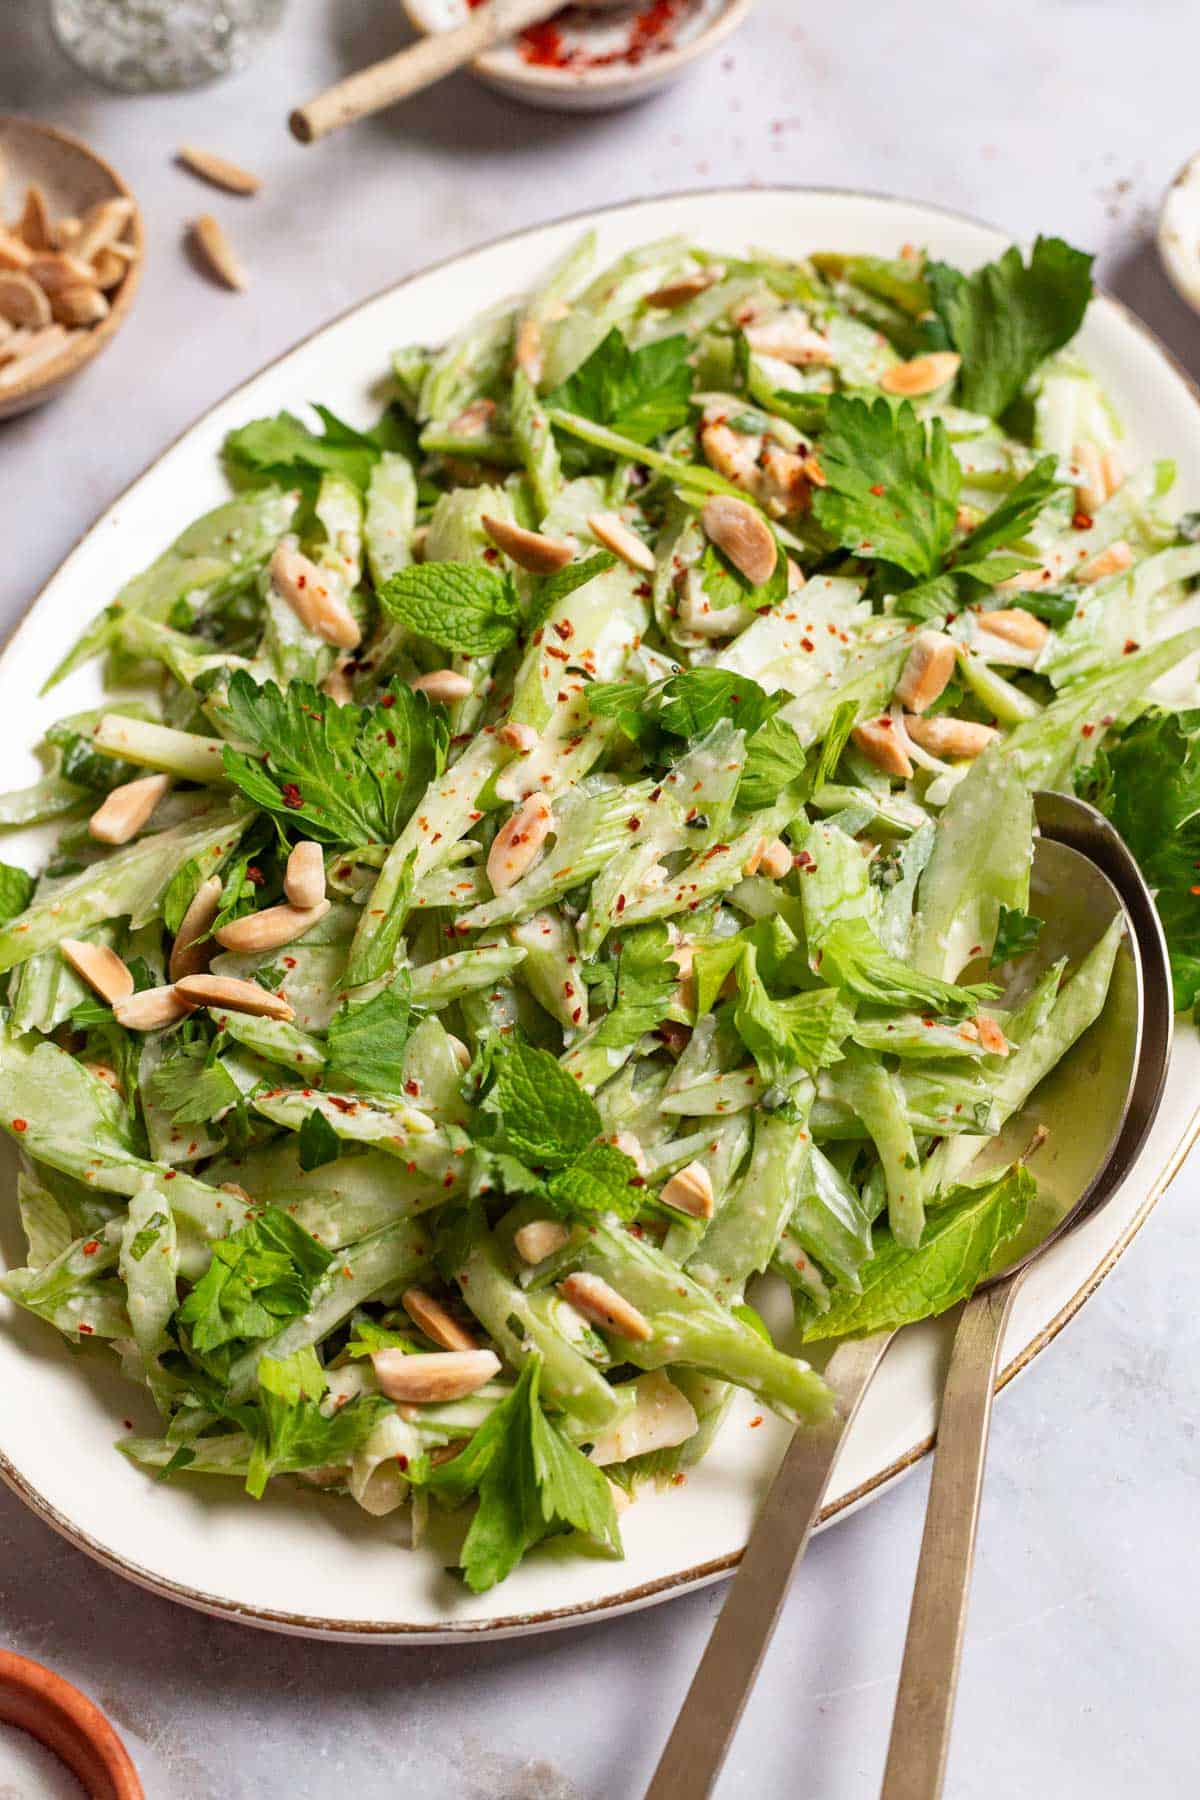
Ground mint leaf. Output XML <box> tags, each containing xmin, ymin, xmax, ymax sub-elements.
<box><xmin>928</xmin><ymin>238</ymin><xmax>1094</xmax><ymax>419</ymax></box>
<box><xmin>803</xmin><ymin>1166</ymin><xmax>1033</xmax><ymax>1340</ymax></box>
<box><xmin>221</xmin><ymin>670</ymin><xmax>446</xmax><ymax>847</ymax></box>
<box><xmin>593</xmin><ymin>922</ymin><xmax>678</xmax><ymax>1049</ymax></box>
<box><xmin>816</xmin><ymin>918</ymin><xmax>995</xmax><ymax>1019</ymax></box>
<box><xmin>485</xmin><ymin>1041</ymin><xmax>601</xmax><ymax>1167</ymax></box>
<box><xmin>655</xmin><ymin>668</ymin><xmax>781</xmax><ymax>740</ymax></box>
<box><xmin>0</xmin><ymin>861</ymin><xmax>35</xmax><ymax>927</ymax></box>
<box><xmin>952</xmin><ymin>456</ymin><xmax>1061</xmax><ymax>569</ymax></box>
<box><xmin>813</xmin><ymin>395</ymin><xmax>961</xmax><ymax>578</ymax></box>
<box><xmin>324</xmin><ymin>972</ymin><xmax>413</xmax><ymax>1095</ymax></box>
<box><xmin>377</xmin><ymin>562</ymin><xmax>520</xmax><ymax>656</ymax></box>
<box><xmin>546</xmin><ymin>1143</ymin><xmax>643</xmax><ymax>1221</ymax></box>
<box><xmin>298</xmin><ymin>1108</ymin><xmax>341</xmax><ymax>1172</ymax></box>
<box><xmin>177</xmin><ymin>1206</ymin><xmax>333</xmax><ymax>1362</ymax></box>
<box><xmin>246</xmin><ymin>1346</ymin><xmax>389</xmax><ymax>1499</ymax></box>
<box><xmin>990</xmin><ymin>906</ymin><xmax>1044</xmax><ymax>967</ymax></box>
<box><xmin>528</xmin><ymin>550</ymin><xmax>618</xmax><ymax>632</ymax></box>
<box><xmin>424</xmin><ymin>1357</ymin><xmax>619</xmax><ymax>1592</ymax></box>
<box><xmin>548</xmin><ymin>329</ymin><xmax>693</xmax><ymax>445</ymax></box>
<box><xmin>738</xmin><ymin>715</ymin><xmax>808</xmax><ymax>810</ymax></box>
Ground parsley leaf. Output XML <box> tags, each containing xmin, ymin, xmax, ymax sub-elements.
<box><xmin>224</xmin><ymin>405</ymin><xmax>390</xmax><ymax>493</ymax></box>
<box><xmin>423</xmin><ymin>1357</ymin><xmax>620</xmax><ymax>1592</ymax></box>
<box><xmin>927</xmin><ymin>238</ymin><xmax>1094</xmax><ymax>420</ymax></box>
<box><xmin>221</xmin><ymin>670</ymin><xmax>446</xmax><ymax>847</ymax></box>
<box><xmin>816</xmin><ymin>918</ymin><xmax>996</xmax><ymax>1019</ymax></box>
<box><xmin>145</xmin><ymin>1039</ymin><xmax>241</xmax><ymax>1126</ymax></box>
<box><xmin>732</xmin><ymin>946</ymin><xmax>856</xmax><ymax>1084</ymax></box>
<box><xmin>990</xmin><ymin>906</ymin><xmax>1045</xmax><ymax>967</ymax></box>
<box><xmin>176</xmin><ymin>1206</ymin><xmax>333</xmax><ymax>1364</ymax></box>
<box><xmin>891</xmin><ymin>574</ymin><xmax>960</xmax><ymax>623</ymax></box>
<box><xmin>1082</xmin><ymin>707</ymin><xmax>1200</xmax><ymax>1007</ymax></box>
<box><xmin>324</xmin><ymin>972</ymin><xmax>413</xmax><ymax>1094</ymax></box>
<box><xmin>246</xmin><ymin>1346</ymin><xmax>390</xmax><ymax>1499</ymax></box>
<box><xmin>298</xmin><ymin>1108</ymin><xmax>341</xmax><ymax>1172</ymax></box>
<box><xmin>484</xmin><ymin>1041</ymin><xmax>601</xmax><ymax>1167</ymax></box>
<box><xmin>377</xmin><ymin>562</ymin><xmax>521</xmax><ymax>657</ymax></box>
<box><xmin>813</xmin><ymin>395</ymin><xmax>961</xmax><ymax>578</ymax></box>
<box><xmin>0</xmin><ymin>861</ymin><xmax>35</xmax><ymax>927</ymax></box>
<box><xmin>803</xmin><ymin>1166</ymin><xmax>1033</xmax><ymax>1341</ymax></box>
<box><xmin>548</xmin><ymin>328</ymin><xmax>693</xmax><ymax>445</ymax></box>
<box><xmin>593</xmin><ymin>923</ymin><xmax>678</xmax><ymax>1048</ymax></box>
<box><xmin>812</xmin><ymin>699</ymin><xmax>860</xmax><ymax>794</ymax></box>
<box><xmin>738</xmin><ymin>715</ymin><xmax>809</xmax><ymax>810</ymax></box>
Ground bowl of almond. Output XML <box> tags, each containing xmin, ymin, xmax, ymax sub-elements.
<box><xmin>0</xmin><ymin>116</ymin><xmax>143</xmax><ymax>420</ymax></box>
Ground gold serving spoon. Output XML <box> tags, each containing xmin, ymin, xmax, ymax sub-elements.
<box><xmin>647</xmin><ymin>790</ymin><xmax>1173</xmax><ymax>1800</ymax></box>
<box><xmin>290</xmin><ymin>1</ymin><xmax>634</xmax><ymax>144</ymax></box>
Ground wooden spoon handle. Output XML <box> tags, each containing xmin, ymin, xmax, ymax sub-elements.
<box><xmin>646</xmin><ymin>1329</ymin><xmax>896</xmax><ymax>1800</ymax></box>
<box><xmin>289</xmin><ymin>0</ymin><xmax>561</xmax><ymax>143</ymax></box>
<box><xmin>880</xmin><ymin>1275</ymin><xmax>1026</xmax><ymax>1800</ymax></box>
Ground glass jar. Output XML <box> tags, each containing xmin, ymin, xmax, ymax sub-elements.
<box><xmin>49</xmin><ymin>0</ymin><xmax>286</xmax><ymax>92</ymax></box>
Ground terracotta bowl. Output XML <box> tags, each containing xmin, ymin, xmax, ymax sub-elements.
<box><xmin>0</xmin><ymin>1650</ymin><xmax>142</xmax><ymax>1797</ymax></box>
<box><xmin>0</xmin><ymin>116</ymin><xmax>143</xmax><ymax>420</ymax></box>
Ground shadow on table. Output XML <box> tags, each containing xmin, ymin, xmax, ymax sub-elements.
<box><xmin>1106</xmin><ymin>235</ymin><xmax>1200</xmax><ymax>385</ymax></box>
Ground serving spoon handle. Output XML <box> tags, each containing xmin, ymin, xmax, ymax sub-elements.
<box><xmin>879</xmin><ymin>1273</ymin><xmax>1027</xmax><ymax>1800</ymax></box>
<box><xmin>646</xmin><ymin>1328</ymin><xmax>895</xmax><ymax>1800</ymax></box>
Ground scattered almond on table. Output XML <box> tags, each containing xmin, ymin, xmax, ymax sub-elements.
<box><xmin>189</xmin><ymin>213</ymin><xmax>247</xmax><ymax>291</ymax></box>
<box><xmin>176</xmin><ymin>145</ymin><xmax>261</xmax><ymax>196</ymax></box>
<box><xmin>0</xmin><ymin>177</ymin><xmax>138</xmax><ymax>393</ymax></box>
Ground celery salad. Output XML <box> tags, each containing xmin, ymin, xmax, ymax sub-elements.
<box><xmin>3</xmin><ymin>230</ymin><xmax>1199</xmax><ymax>1596</ymax></box>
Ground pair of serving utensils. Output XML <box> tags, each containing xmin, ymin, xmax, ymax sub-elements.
<box><xmin>648</xmin><ymin>790</ymin><xmax>1174</xmax><ymax>1799</ymax></box>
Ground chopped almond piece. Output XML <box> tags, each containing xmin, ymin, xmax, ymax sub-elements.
<box><xmin>904</xmin><ymin>716</ymin><xmax>998</xmax><ymax>758</ymax></box>
<box><xmin>660</xmin><ymin>1161</ymin><xmax>715</xmax><ymax>1221</ymax></box>
<box><xmin>559</xmin><ymin>1273</ymin><xmax>653</xmax><ymax>1343</ymax></box>
<box><xmin>513</xmin><ymin>1219</ymin><xmax>572</xmax><ymax>1265</ymax></box>
<box><xmin>852</xmin><ymin>716</ymin><xmax>914</xmax><ymax>778</ymax></box>
<box><xmin>114</xmin><ymin>986</ymin><xmax>191</xmax><ymax>1031</ymax></box>
<box><xmin>588</xmin><ymin>511</ymin><xmax>656</xmax><ymax>573</ymax></box>
<box><xmin>411</xmin><ymin>669</ymin><xmax>473</xmax><ymax>704</ymax></box>
<box><xmin>481</xmin><ymin>513</ymin><xmax>574</xmax><ymax>574</ymax></box>
<box><xmin>401</xmin><ymin>1288</ymin><xmax>478</xmax><ymax>1352</ymax></box>
<box><xmin>214</xmin><ymin>900</ymin><xmax>330</xmax><ymax>953</ymax></box>
<box><xmin>169</xmin><ymin>875</ymin><xmax>223</xmax><ymax>981</ymax></box>
<box><xmin>88</xmin><ymin>774</ymin><xmax>171</xmax><ymax>845</ymax></box>
<box><xmin>1077</xmin><ymin>539</ymin><xmax>1134</xmax><ymax>584</ymax></box>
<box><xmin>701</xmin><ymin>495</ymin><xmax>778</xmax><ymax>588</ymax></box>
<box><xmin>976</xmin><ymin>608</ymin><xmax>1048</xmax><ymax>653</ymax></box>
<box><xmin>487</xmin><ymin>795</ymin><xmax>554</xmax><ymax>893</ymax></box>
<box><xmin>371</xmin><ymin>1348</ymin><xmax>500</xmax><ymax>1404</ymax></box>
<box><xmin>895</xmin><ymin>631</ymin><xmax>958</xmax><ymax>713</ymax></box>
<box><xmin>880</xmin><ymin>351</ymin><xmax>961</xmax><ymax>397</ymax></box>
<box><xmin>174</xmin><ymin>974</ymin><xmax>294</xmax><ymax>1021</ymax></box>
<box><xmin>52</xmin><ymin>285</ymin><xmax>109</xmax><ymax>327</ymax></box>
<box><xmin>59</xmin><ymin>939</ymin><xmax>134</xmax><ymax>1006</ymax></box>
<box><xmin>0</xmin><ymin>272</ymin><xmax>51</xmax><ymax>329</ymax></box>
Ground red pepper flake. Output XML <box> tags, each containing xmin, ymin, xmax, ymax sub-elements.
<box><xmin>246</xmin><ymin>864</ymin><xmax>265</xmax><ymax>886</ymax></box>
<box><xmin>616</xmin><ymin>894</ymin><xmax>626</xmax><ymax>914</ymax></box>
<box><xmin>1123</xmin><ymin>639</ymin><xmax>1140</xmax><ymax>655</ymax></box>
<box><xmin>670</xmin><ymin>1472</ymin><xmax>686</xmax><ymax>1487</ymax></box>
<box><xmin>77</xmin><ymin>1322</ymin><xmax>94</xmax><ymax>1336</ymax></box>
<box><xmin>11</xmin><ymin>1118</ymin><xmax>26</xmax><ymax>1132</ymax></box>
<box><xmin>1081</xmin><ymin>722</ymin><xmax>1096</xmax><ymax>737</ymax></box>
<box><xmin>748</xmin><ymin>1415</ymin><xmax>764</xmax><ymax>1429</ymax></box>
<box><xmin>380</xmin><ymin>692</ymin><xmax>396</xmax><ymax>709</ymax></box>
<box><xmin>385</xmin><ymin>728</ymin><xmax>397</xmax><ymax>748</ymax></box>
<box><xmin>123</xmin><ymin>1418</ymin><xmax>134</xmax><ymax>1430</ymax></box>
<box><xmin>336</xmin><ymin>864</ymin><xmax>352</xmax><ymax>879</ymax></box>
<box><xmin>627</xmin><ymin>816</ymin><xmax>641</xmax><ymax>831</ymax></box>
<box><xmin>281</xmin><ymin>782</ymin><xmax>304</xmax><ymax>810</ymax></box>
<box><xmin>870</xmin><ymin>483</ymin><xmax>886</xmax><ymax>496</ymax></box>
<box><xmin>1072</xmin><ymin>510</ymin><xmax>1093</xmax><ymax>530</ymax></box>
<box><xmin>800</xmin><ymin>637</ymin><xmax>814</xmax><ymax>653</ymax></box>
<box><xmin>1191</xmin><ymin>886</ymin><xmax>1200</xmax><ymax>896</ymax></box>
<box><xmin>328</xmin><ymin>1095</ymin><xmax>356</xmax><ymax>1114</ymax></box>
<box><xmin>82</xmin><ymin>1240</ymin><xmax>100</xmax><ymax>1256</ymax></box>
<box><xmin>404</xmin><ymin>1080</ymin><xmax>420</xmax><ymax>1097</ymax></box>
<box><xmin>572</xmin><ymin>1006</ymin><xmax>582</xmax><ymax>1023</ymax></box>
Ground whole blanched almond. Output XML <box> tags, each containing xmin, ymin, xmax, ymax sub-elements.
<box><xmin>59</xmin><ymin>938</ymin><xmax>134</xmax><ymax>1005</ymax></box>
<box><xmin>487</xmin><ymin>795</ymin><xmax>554</xmax><ymax>894</ymax></box>
<box><xmin>588</xmin><ymin>511</ymin><xmax>656</xmax><ymax>574</ymax></box>
<box><xmin>213</xmin><ymin>899</ymin><xmax>330</xmax><ymax>952</ymax></box>
<box><xmin>190</xmin><ymin>213</ymin><xmax>246</xmax><ymax>291</ymax></box>
<box><xmin>904</xmin><ymin>715</ymin><xmax>998</xmax><ymax>758</ymax></box>
<box><xmin>114</xmin><ymin>985</ymin><xmax>192</xmax><ymax>1031</ymax></box>
<box><xmin>411</xmin><ymin>668</ymin><xmax>473</xmax><ymax>704</ymax></box>
<box><xmin>895</xmin><ymin>630</ymin><xmax>958</xmax><ymax>712</ymax></box>
<box><xmin>660</xmin><ymin>1160</ymin><xmax>715</xmax><ymax>1221</ymax></box>
<box><xmin>174</xmin><ymin>974</ymin><xmax>294</xmax><ymax>1021</ymax></box>
<box><xmin>88</xmin><ymin>774</ymin><xmax>171</xmax><ymax>846</ymax></box>
<box><xmin>27</xmin><ymin>251</ymin><xmax>97</xmax><ymax>294</ymax></box>
<box><xmin>513</xmin><ymin>1219</ymin><xmax>571</xmax><ymax>1265</ymax></box>
<box><xmin>16</xmin><ymin>185</ymin><xmax>52</xmax><ymax>251</ymax></box>
<box><xmin>852</xmin><ymin>716</ymin><xmax>914</xmax><ymax>779</ymax></box>
<box><xmin>74</xmin><ymin>197</ymin><xmax>136</xmax><ymax>262</ymax></box>
<box><xmin>177</xmin><ymin>146</ymin><xmax>261</xmax><ymax>196</ymax></box>
<box><xmin>701</xmin><ymin>495</ymin><xmax>778</xmax><ymax>588</ymax></box>
<box><xmin>52</xmin><ymin>284</ymin><xmax>109</xmax><ymax>327</ymax></box>
<box><xmin>284</xmin><ymin>841</ymin><xmax>326</xmax><ymax>910</ymax></box>
<box><xmin>168</xmin><ymin>875</ymin><xmax>224</xmax><ymax>981</ymax></box>
<box><xmin>558</xmin><ymin>1272</ymin><xmax>653</xmax><ymax>1343</ymax></box>
<box><xmin>482</xmin><ymin>513</ymin><xmax>575</xmax><ymax>574</ymax></box>
<box><xmin>401</xmin><ymin>1287</ymin><xmax>478</xmax><ymax>1352</ymax></box>
<box><xmin>880</xmin><ymin>352</ymin><xmax>962</xmax><ymax>397</ymax></box>
<box><xmin>0</xmin><ymin>271</ymin><xmax>51</xmax><ymax>329</ymax></box>
<box><xmin>371</xmin><ymin>1348</ymin><xmax>500</xmax><ymax>1404</ymax></box>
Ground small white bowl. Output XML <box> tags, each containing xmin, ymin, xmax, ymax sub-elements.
<box><xmin>402</xmin><ymin>0</ymin><xmax>755</xmax><ymax>113</ymax></box>
<box><xmin>1159</xmin><ymin>151</ymin><xmax>1200</xmax><ymax>315</ymax></box>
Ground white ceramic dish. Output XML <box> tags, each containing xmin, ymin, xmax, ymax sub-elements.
<box><xmin>402</xmin><ymin>0</ymin><xmax>754</xmax><ymax>112</ymax></box>
<box><xmin>1158</xmin><ymin>150</ymin><xmax>1200</xmax><ymax>315</ymax></box>
<box><xmin>2</xmin><ymin>187</ymin><xmax>1198</xmax><ymax>1644</ymax></box>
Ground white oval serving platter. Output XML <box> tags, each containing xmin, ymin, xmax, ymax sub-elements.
<box><xmin>2</xmin><ymin>187</ymin><xmax>1198</xmax><ymax>1643</ymax></box>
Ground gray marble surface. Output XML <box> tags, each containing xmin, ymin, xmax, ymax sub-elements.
<box><xmin>2</xmin><ymin>2</ymin><xmax>1199</xmax><ymax>1794</ymax></box>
